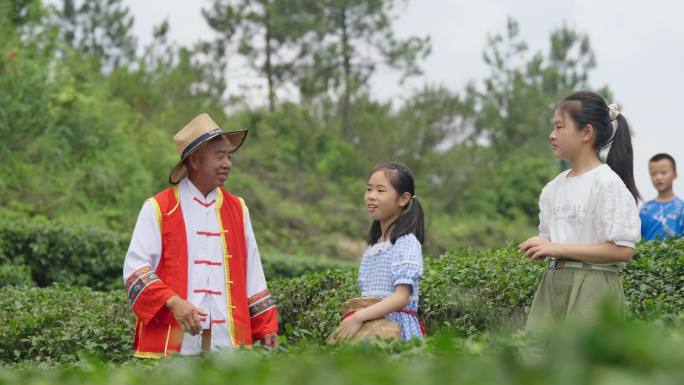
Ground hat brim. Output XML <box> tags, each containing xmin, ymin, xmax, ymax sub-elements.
<box><xmin>168</xmin><ymin>129</ymin><xmax>248</xmax><ymax>185</ymax></box>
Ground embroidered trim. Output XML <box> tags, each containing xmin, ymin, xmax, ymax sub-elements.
<box><xmin>147</xmin><ymin>198</ymin><xmax>162</xmax><ymax>232</ymax></box>
<box><xmin>126</xmin><ymin>266</ymin><xmax>161</xmax><ymax>306</ymax></box>
<box><xmin>366</xmin><ymin>240</ymin><xmax>391</xmax><ymax>257</ymax></box>
<box><xmin>133</xmin><ymin>351</ymin><xmax>164</xmax><ymax>359</ymax></box>
<box><xmin>237</xmin><ymin>196</ymin><xmax>247</xmax><ymax>222</ymax></box>
<box><xmin>216</xmin><ymin>191</ymin><xmax>236</xmax><ymax>345</ymax></box>
<box><xmin>193</xmin><ymin>197</ymin><xmax>216</xmax><ymax>208</ymax></box>
<box><xmin>166</xmin><ymin>185</ymin><xmax>180</xmax><ymax>216</ymax></box>
<box><xmin>248</xmin><ymin>289</ymin><xmax>271</xmax><ymax>305</ymax></box>
<box><xmin>163</xmin><ymin>324</ymin><xmax>171</xmax><ymax>355</ymax></box>
<box><xmin>249</xmin><ymin>295</ymin><xmax>275</xmax><ymax>317</ymax></box>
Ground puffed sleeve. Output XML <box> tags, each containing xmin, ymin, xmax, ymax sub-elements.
<box><xmin>594</xmin><ymin>178</ymin><xmax>641</xmax><ymax>248</ymax></box>
<box><xmin>538</xmin><ymin>183</ymin><xmax>553</xmax><ymax>240</ymax></box>
<box><xmin>390</xmin><ymin>234</ymin><xmax>423</xmax><ymax>293</ymax></box>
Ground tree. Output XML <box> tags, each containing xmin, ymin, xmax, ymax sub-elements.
<box><xmin>52</xmin><ymin>0</ymin><xmax>137</xmax><ymax>71</ymax></box>
<box><xmin>0</xmin><ymin>0</ymin><xmax>43</xmax><ymax>27</ymax></box>
<box><xmin>296</xmin><ymin>0</ymin><xmax>430</xmax><ymax>140</ymax></box>
<box><xmin>466</xmin><ymin>18</ymin><xmax>606</xmax><ymax>157</ymax></box>
<box><xmin>448</xmin><ymin>18</ymin><xmax>611</xmax><ymax>220</ymax></box>
<box><xmin>203</xmin><ymin>0</ymin><xmax>316</xmax><ymax>111</ymax></box>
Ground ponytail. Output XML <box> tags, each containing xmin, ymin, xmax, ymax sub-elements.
<box><xmin>391</xmin><ymin>197</ymin><xmax>425</xmax><ymax>244</ymax></box>
<box><xmin>605</xmin><ymin>114</ymin><xmax>640</xmax><ymax>202</ymax></box>
<box><xmin>366</xmin><ymin>163</ymin><xmax>426</xmax><ymax>245</ymax></box>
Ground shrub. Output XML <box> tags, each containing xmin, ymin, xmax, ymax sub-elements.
<box><xmin>273</xmin><ymin>238</ymin><xmax>684</xmax><ymax>343</ymax></box>
<box><xmin>0</xmin><ymin>285</ymin><xmax>133</xmax><ymax>364</ymax></box>
<box><xmin>1</xmin><ymin>239</ymin><xmax>682</xmax><ymax>364</ymax></box>
<box><xmin>623</xmin><ymin>237</ymin><xmax>684</xmax><ymax>318</ymax></box>
<box><xmin>2</xmin><ymin>310</ymin><xmax>684</xmax><ymax>384</ymax></box>
<box><xmin>0</xmin><ymin>220</ymin><xmax>127</xmax><ymax>290</ymax></box>
<box><xmin>0</xmin><ymin>220</ymin><xmax>349</xmax><ymax>291</ymax></box>
<box><xmin>261</xmin><ymin>253</ymin><xmax>353</xmax><ymax>279</ymax></box>
<box><xmin>0</xmin><ymin>264</ymin><xmax>34</xmax><ymax>288</ymax></box>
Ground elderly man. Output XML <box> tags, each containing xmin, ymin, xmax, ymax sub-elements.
<box><xmin>123</xmin><ymin>113</ymin><xmax>278</xmax><ymax>357</ymax></box>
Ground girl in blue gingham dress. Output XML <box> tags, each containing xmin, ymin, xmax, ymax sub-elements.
<box><xmin>330</xmin><ymin>162</ymin><xmax>426</xmax><ymax>342</ymax></box>
<box><xmin>358</xmin><ymin>234</ymin><xmax>424</xmax><ymax>339</ymax></box>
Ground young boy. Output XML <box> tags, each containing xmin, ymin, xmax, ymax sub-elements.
<box><xmin>640</xmin><ymin>153</ymin><xmax>684</xmax><ymax>241</ymax></box>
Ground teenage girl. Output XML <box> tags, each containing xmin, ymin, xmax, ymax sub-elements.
<box><xmin>519</xmin><ymin>91</ymin><xmax>641</xmax><ymax>330</ymax></box>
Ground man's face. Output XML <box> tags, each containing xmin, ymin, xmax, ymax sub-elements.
<box><xmin>189</xmin><ymin>135</ymin><xmax>233</xmax><ymax>189</ymax></box>
<box><xmin>649</xmin><ymin>158</ymin><xmax>677</xmax><ymax>193</ymax></box>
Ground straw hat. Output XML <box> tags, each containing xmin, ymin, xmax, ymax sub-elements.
<box><xmin>168</xmin><ymin>113</ymin><xmax>248</xmax><ymax>184</ymax></box>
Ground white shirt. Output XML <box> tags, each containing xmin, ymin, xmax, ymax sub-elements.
<box><xmin>123</xmin><ymin>177</ymin><xmax>268</xmax><ymax>355</ymax></box>
<box><xmin>538</xmin><ymin>164</ymin><xmax>641</xmax><ymax>267</ymax></box>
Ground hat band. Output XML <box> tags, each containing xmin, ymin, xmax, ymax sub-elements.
<box><xmin>181</xmin><ymin>128</ymin><xmax>223</xmax><ymax>159</ymax></box>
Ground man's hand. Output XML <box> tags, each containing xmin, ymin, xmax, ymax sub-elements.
<box><xmin>261</xmin><ymin>333</ymin><xmax>279</xmax><ymax>349</ymax></box>
<box><xmin>518</xmin><ymin>236</ymin><xmax>558</xmax><ymax>260</ymax></box>
<box><xmin>165</xmin><ymin>295</ymin><xmax>207</xmax><ymax>336</ymax></box>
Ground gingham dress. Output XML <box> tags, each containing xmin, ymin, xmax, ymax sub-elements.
<box><xmin>358</xmin><ymin>233</ymin><xmax>424</xmax><ymax>340</ymax></box>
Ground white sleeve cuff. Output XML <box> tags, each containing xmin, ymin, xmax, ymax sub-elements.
<box><xmin>613</xmin><ymin>240</ymin><xmax>635</xmax><ymax>248</ymax></box>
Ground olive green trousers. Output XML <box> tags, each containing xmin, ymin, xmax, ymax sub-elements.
<box><xmin>525</xmin><ymin>267</ymin><xmax>625</xmax><ymax>332</ymax></box>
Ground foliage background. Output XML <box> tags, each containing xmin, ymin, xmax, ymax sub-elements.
<box><xmin>3</xmin><ymin>1</ymin><xmax>683</xmax><ymax>382</ymax></box>
<box><xmin>0</xmin><ymin>0</ymin><xmax>613</xmax><ymax>259</ymax></box>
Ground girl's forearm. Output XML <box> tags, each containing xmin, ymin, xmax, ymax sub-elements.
<box><xmin>554</xmin><ymin>242</ymin><xmax>634</xmax><ymax>263</ymax></box>
<box><xmin>354</xmin><ymin>285</ymin><xmax>411</xmax><ymax>322</ymax></box>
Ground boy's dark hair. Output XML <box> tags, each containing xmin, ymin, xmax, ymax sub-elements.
<box><xmin>366</xmin><ymin>162</ymin><xmax>425</xmax><ymax>245</ymax></box>
<box><xmin>557</xmin><ymin>91</ymin><xmax>640</xmax><ymax>203</ymax></box>
<box><xmin>649</xmin><ymin>153</ymin><xmax>677</xmax><ymax>172</ymax></box>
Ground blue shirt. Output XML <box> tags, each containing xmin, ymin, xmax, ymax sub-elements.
<box><xmin>639</xmin><ymin>197</ymin><xmax>684</xmax><ymax>241</ymax></box>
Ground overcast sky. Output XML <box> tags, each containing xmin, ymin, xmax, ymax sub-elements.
<box><xmin>124</xmin><ymin>0</ymin><xmax>684</xmax><ymax>201</ymax></box>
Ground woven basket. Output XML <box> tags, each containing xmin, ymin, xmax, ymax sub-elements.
<box><xmin>327</xmin><ymin>297</ymin><xmax>401</xmax><ymax>344</ymax></box>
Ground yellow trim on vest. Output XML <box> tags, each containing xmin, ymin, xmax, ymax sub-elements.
<box><xmin>166</xmin><ymin>185</ymin><xmax>180</xmax><ymax>216</ymax></box>
<box><xmin>147</xmin><ymin>198</ymin><xmax>163</xmax><ymax>231</ymax></box>
<box><xmin>163</xmin><ymin>324</ymin><xmax>171</xmax><ymax>355</ymax></box>
<box><xmin>216</xmin><ymin>192</ymin><xmax>236</xmax><ymax>346</ymax></box>
<box><xmin>237</xmin><ymin>197</ymin><xmax>246</xmax><ymax>222</ymax></box>
<box><xmin>133</xmin><ymin>351</ymin><xmax>164</xmax><ymax>359</ymax></box>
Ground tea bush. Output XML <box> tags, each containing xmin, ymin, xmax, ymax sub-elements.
<box><xmin>0</xmin><ymin>285</ymin><xmax>133</xmax><ymax>364</ymax></box>
<box><xmin>272</xmin><ymin>238</ymin><xmax>684</xmax><ymax>342</ymax></box>
<box><xmin>0</xmin><ymin>220</ymin><xmax>348</xmax><ymax>290</ymax></box>
<box><xmin>2</xmin><ymin>310</ymin><xmax>684</xmax><ymax>384</ymax></box>
<box><xmin>1</xmin><ymin>238</ymin><xmax>682</xmax><ymax>364</ymax></box>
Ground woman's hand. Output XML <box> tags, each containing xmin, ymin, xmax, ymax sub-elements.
<box><xmin>518</xmin><ymin>236</ymin><xmax>559</xmax><ymax>260</ymax></box>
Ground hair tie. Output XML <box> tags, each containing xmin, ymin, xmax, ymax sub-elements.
<box><xmin>598</xmin><ymin>117</ymin><xmax>619</xmax><ymax>163</ymax></box>
<box><xmin>608</xmin><ymin>103</ymin><xmax>620</xmax><ymax>121</ymax></box>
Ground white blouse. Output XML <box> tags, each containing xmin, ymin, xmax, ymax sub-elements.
<box><xmin>538</xmin><ymin>164</ymin><xmax>641</xmax><ymax>267</ymax></box>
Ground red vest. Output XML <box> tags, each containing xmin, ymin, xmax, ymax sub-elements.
<box><xmin>126</xmin><ymin>186</ymin><xmax>277</xmax><ymax>358</ymax></box>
